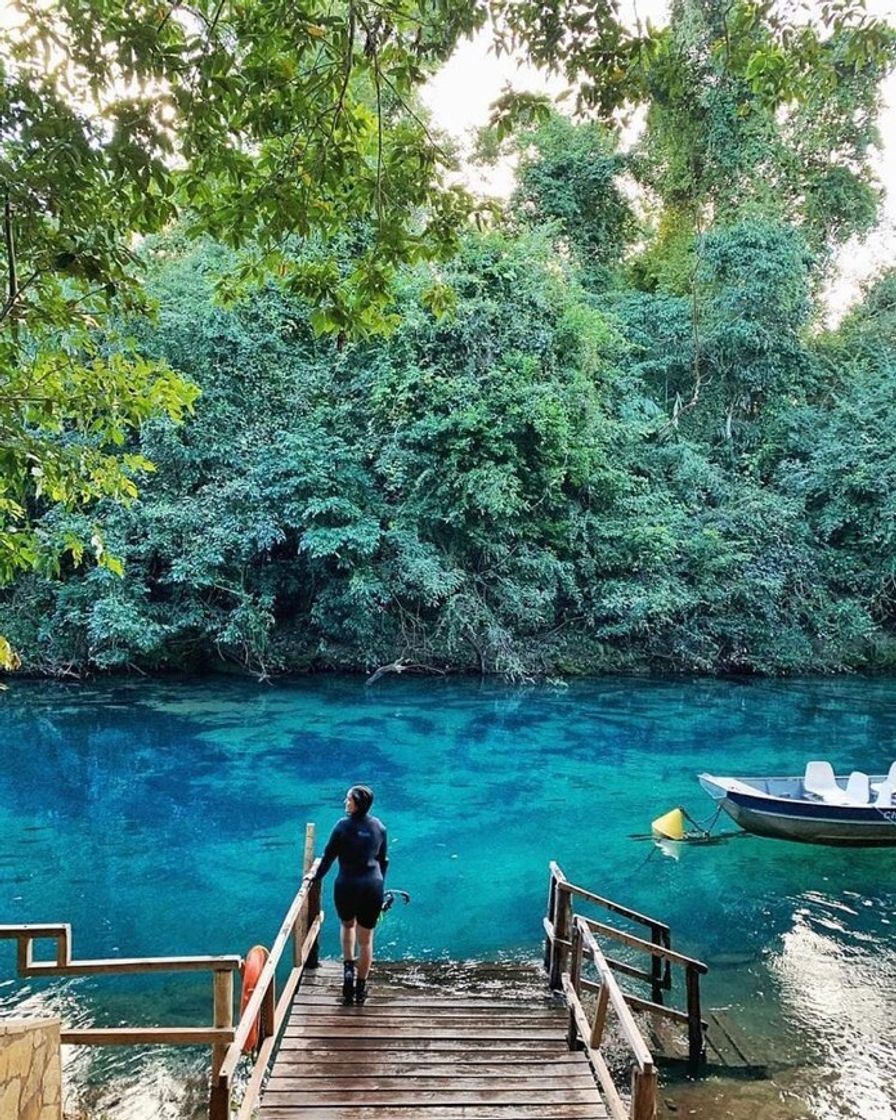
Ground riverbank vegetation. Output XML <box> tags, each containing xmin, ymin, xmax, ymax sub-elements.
<box><xmin>2</xmin><ymin>0</ymin><xmax>895</xmax><ymax>678</ymax></box>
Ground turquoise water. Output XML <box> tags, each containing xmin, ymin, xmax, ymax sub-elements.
<box><xmin>2</xmin><ymin>675</ymin><xmax>896</xmax><ymax>1119</ymax></box>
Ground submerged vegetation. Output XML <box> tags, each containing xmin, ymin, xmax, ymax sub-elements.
<box><xmin>1</xmin><ymin>0</ymin><xmax>895</xmax><ymax>678</ymax></box>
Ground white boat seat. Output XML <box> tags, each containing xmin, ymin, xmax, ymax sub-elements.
<box><xmin>871</xmin><ymin>761</ymin><xmax>896</xmax><ymax>796</ymax></box>
<box><xmin>842</xmin><ymin>770</ymin><xmax>871</xmax><ymax>805</ymax></box>
<box><xmin>804</xmin><ymin>761</ymin><xmax>849</xmax><ymax>803</ymax></box>
<box><xmin>874</xmin><ymin>780</ymin><xmax>896</xmax><ymax>807</ymax></box>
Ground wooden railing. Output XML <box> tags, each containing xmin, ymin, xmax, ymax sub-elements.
<box><xmin>0</xmin><ymin>822</ymin><xmax>324</xmax><ymax>1120</ymax></box>
<box><xmin>544</xmin><ymin>861</ymin><xmax>710</xmax><ymax>1117</ymax></box>
<box><xmin>209</xmin><ymin>824</ymin><xmax>323</xmax><ymax>1120</ymax></box>
<box><xmin>544</xmin><ymin>861</ymin><xmax>707</xmax><ymax>1068</ymax></box>
<box><xmin>0</xmin><ymin>921</ymin><xmax>241</xmax><ymax>1058</ymax></box>
<box><xmin>563</xmin><ymin>916</ymin><xmax>656</xmax><ymax>1120</ymax></box>
<box><xmin>545</xmin><ymin>862</ymin><xmax>672</xmax><ymax>999</ymax></box>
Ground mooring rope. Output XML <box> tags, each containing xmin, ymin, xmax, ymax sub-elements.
<box><xmin>681</xmin><ymin>803</ymin><xmax>723</xmax><ymax>837</ymax></box>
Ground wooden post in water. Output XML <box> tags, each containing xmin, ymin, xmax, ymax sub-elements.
<box><xmin>211</xmin><ymin>969</ymin><xmax>233</xmax><ymax>1080</ymax></box>
<box><xmin>685</xmin><ymin>963</ymin><xmax>704</xmax><ymax>1071</ymax></box>
<box><xmin>631</xmin><ymin>1064</ymin><xmax>658</xmax><ymax>1120</ymax></box>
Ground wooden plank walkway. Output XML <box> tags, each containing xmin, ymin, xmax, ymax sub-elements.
<box><xmin>259</xmin><ymin>961</ymin><xmax>608</xmax><ymax>1120</ymax></box>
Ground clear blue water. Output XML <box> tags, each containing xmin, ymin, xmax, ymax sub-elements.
<box><xmin>2</xmin><ymin>675</ymin><xmax>896</xmax><ymax>1119</ymax></box>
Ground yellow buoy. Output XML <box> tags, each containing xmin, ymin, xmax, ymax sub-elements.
<box><xmin>651</xmin><ymin>807</ymin><xmax>686</xmax><ymax>841</ymax></box>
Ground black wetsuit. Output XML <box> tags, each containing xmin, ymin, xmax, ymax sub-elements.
<box><xmin>313</xmin><ymin>812</ymin><xmax>388</xmax><ymax>929</ymax></box>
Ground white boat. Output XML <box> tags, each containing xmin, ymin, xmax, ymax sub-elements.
<box><xmin>699</xmin><ymin>761</ymin><xmax>896</xmax><ymax>846</ymax></box>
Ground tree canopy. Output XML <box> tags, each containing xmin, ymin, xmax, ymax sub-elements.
<box><xmin>0</xmin><ymin>0</ymin><xmax>487</xmax><ymax>659</ymax></box>
<box><xmin>2</xmin><ymin>0</ymin><xmax>896</xmax><ymax>678</ymax></box>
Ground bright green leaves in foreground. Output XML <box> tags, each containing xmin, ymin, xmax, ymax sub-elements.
<box><xmin>0</xmin><ymin>0</ymin><xmax>488</xmax><ymax>621</ymax></box>
<box><xmin>5</xmin><ymin>0</ymin><xmax>487</xmax><ymax>327</ymax></box>
<box><xmin>0</xmin><ymin>329</ymin><xmax>198</xmax><ymax>584</ymax></box>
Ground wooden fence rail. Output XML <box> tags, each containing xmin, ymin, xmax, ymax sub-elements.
<box><xmin>0</xmin><ymin>822</ymin><xmax>324</xmax><ymax>1120</ymax></box>
<box><xmin>209</xmin><ymin>828</ymin><xmax>323</xmax><ymax>1120</ymax></box>
<box><xmin>563</xmin><ymin>916</ymin><xmax>657</xmax><ymax>1120</ymax></box>
<box><xmin>544</xmin><ymin>861</ymin><xmax>707</xmax><ymax>1070</ymax></box>
<box><xmin>0</xmin><ymin>924</ymin><xmax>241</xmax><ymax>1053</ymax></box>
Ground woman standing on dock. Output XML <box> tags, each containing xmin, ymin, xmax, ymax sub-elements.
<box><xmin>309</xmin><ymin>784</ymin><xmax>388</xmax><ymax>1006</ymax></box>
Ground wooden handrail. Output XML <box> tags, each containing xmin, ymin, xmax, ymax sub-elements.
<box><xmin>233</xmin><ymin>912</ymin><xmax>323</xmax><ymax>1120</ymax></box>
<box><xmin>210</xmin><ymin>825</ymin><xmax>324</xmax><ymax>1120</ymax></box>
<box><xmin>562</xmin><ymin>916</ymin><xmax>657</xmax><ymax>1120</ymax></box>
<box><xmin>217</xmin><ymin>864</ymin><xmax>321</xmax><ymax>1080</ymax></box>
<box><xmin>1</xmin><ymin>823</ymin><xmax>325</xmax><ymax>1120</ymax></box>
<box><xmin>579</xmin><ymin>916</ymin><xmax>708</xmax><ymax>973</ymax></box>
<box><xmin>60</xmin><ymin>1027</ymin><xmax>236</xmax><ymax>1046</ymax></box>
<box><xmin>0</xmin><ymin>924</ymin><xmax>241</xmax><ymax>976</ymax></box>
<box><xmin>544</xmin><ymin>861</ymin><xmax>715</xmax><ymax>1118</ymax></box>
<box><xmin>548</xmin><ymin>862</ymin><xmax>671</xmax><ymax>935</ymax></box>
<box><xmin>21</xmin><ymin>957</ymin><xmax>242</xmax><ymax>976</ymax></box>
<box><xmin>578</xmin><ymin>920</ymin><xmax>654</xmax><ymax>1070</ymax></box>
<box><xmin>0</xmin><ymin>924</ymin><xmax>69</xmax><ymax>937</ymax></box>
<box><xmin>0</xmin><ymin>921</ymin><xmax>241</xmax><ymax>1027</ymax></box>
<box><xmin>545</xmin><ymin>862</ymin><xmax>707</xmax><ymax>1072</ymax></box>
<box><xmin>562</xmin><ymin>974</ymin><xmax>628</xmax><ymax>1120</ymax></box>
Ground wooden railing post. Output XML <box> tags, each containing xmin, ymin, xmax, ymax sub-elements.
<box><xmin>295</xmin><ymin>823</ymin><xmax>316</xmax><ymax>967</ymax></box>
<box><xmin>566</xmin><ymin>920</ymin><xmax>583</xmax><ymax>1051</ymax></box>
<box><xmin>208</xmin><ymin>1077</ymin><xmax>230</xmax><ymax>1120</ymax></box>
<box><xmin>306</xmin><ymin>879</ymin><xmax>322</xmax><ymax>970</ymax></box>
<box><xmin>631</xmin><ymin>1064</ymin><xmax>657</xmax><ymax>1120</ymax></box>
<box><xmin>685</xmin><ymin>963</ymin><xmax>704</xmax><ymax>1072</ymax></box>
<box><xmin>650</xmin><ymin>924</ymin><xmax>663</xmax><ymax>1004</ymax></box>
<box><xmin>261</xmin><ymin>973</ymin><xmax>276</xmax><ymax>1045</ymax></box>
<box><xmin>211</xmin><ymin>969</ymin><xmax>233</xmax><ymax>1080</ymax></box>
<box><xmin>302</xmin><ymin>823</ymin><xmax>316</xmax><ymax>878</ymax></box>
<box><xmin>544</xmin><ymin>869</ymin><xmax>557</xmax><ymax>972</ymax></box>
<box><xmin>590</xmin><ymin>979</ymin><xmax>609</xmax><ymax>1050</ymax></box>
<box><xmin>570</xmin><ymin>918</ymin><xmax>584</xmax><ymax>996</ymax></box>
<box><xmin>550</xmin><ymin>881</ymin><xmax>571</xmax><ymax>990</ymax></box>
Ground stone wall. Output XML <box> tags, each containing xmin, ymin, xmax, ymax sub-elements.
<box><xmin>0</xmin><ymin>1018</ymin><xmax>62</xmax><ymax>1120</ymax></box>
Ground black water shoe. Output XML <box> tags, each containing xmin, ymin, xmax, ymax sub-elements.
<box><xmin>342</xmin><ymin>959</ymin><xmax>355</xmax><ymax>1006</ymax></box>
<box><xmin>354</xmin><ymin>977</ymin><xmax>368</xmax><ymax>1006</ymax></box>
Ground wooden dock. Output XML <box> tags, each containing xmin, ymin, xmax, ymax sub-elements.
<box><xmin>259</xmin><ymin>961</ymin><xmax>608</xmax><ymax>1120</ymax></box>
<box><xmin>2</xmin><ymin>836</ymin><xmax>719</xmax><ymax>1120</ymax></box>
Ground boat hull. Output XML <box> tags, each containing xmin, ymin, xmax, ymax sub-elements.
<box><xmin>699</xmin><ymin>774</ymin><xmax>896</xmax><ymax>846</ymax></box>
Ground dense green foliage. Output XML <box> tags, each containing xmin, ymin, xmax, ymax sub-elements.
<box><xmin>4</xmin><ymin>221</ymin><xmax>896</xmax><ymax>678</ymax></box>
<box><xmin>0</xmin><ymin>0</ymin><xmax>486</xmax><ymax>620</ymax></box>
<box><xmin>2</xmin><ymin>0</ymin><xmax>896</xmax><ymax>678</ymax></box>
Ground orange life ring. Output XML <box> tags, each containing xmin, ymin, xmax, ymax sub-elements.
<box><xmin>240</xmin><ymin>944</ymin><xmax>269</xmax><ymax>1054</ymax></box>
